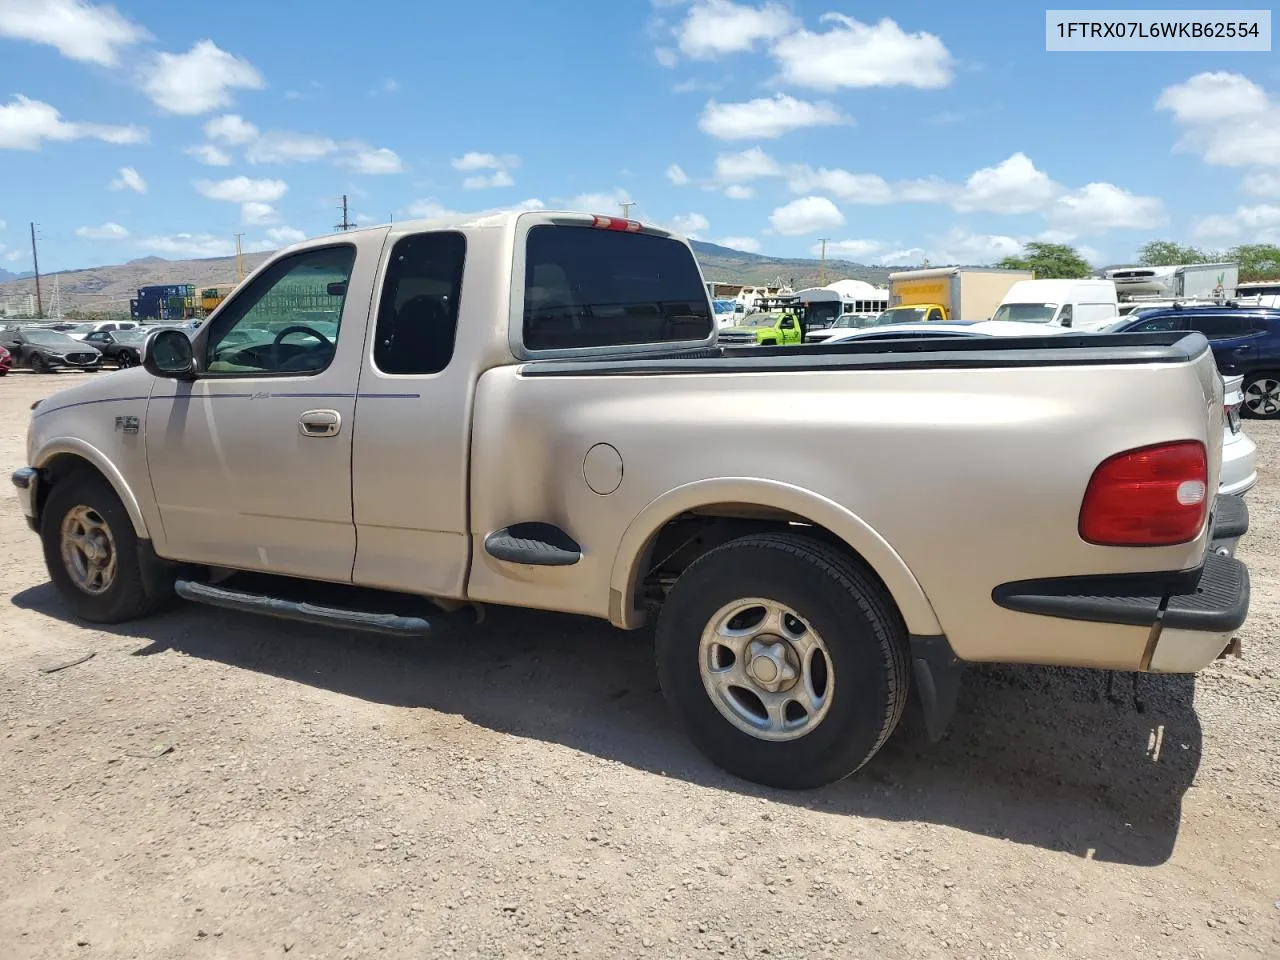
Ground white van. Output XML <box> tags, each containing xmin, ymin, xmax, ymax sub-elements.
<box><xmin>990</xmin><ymin>279</ymin><xmax>1119</xmax><ymax>331</ymax></box>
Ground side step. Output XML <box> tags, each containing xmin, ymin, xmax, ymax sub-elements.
<box><xmin>174</xmin><ymin>580</ymin><xmax>434</xmax><ymax>637</ymax></box>
<box><xmin>484</xmin><ymin>522</ymin><xmax>582</xmax><ymax>566</ymax></box>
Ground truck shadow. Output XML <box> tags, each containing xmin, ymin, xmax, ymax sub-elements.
<box><xmin>13</xmin><ymin>586</ymin><xmax>1201</xmax><ymax>867</ymax></box>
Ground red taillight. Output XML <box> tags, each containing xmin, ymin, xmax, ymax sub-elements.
<box><xmin>590</xmin><ymin>215</ymin><xmax>642</xmax><ymax>233</ymax></box>
<box><xmin>1079</xmin><ymin>441</ymin><xmax>1208</xmax><ymax>546</ymax></box>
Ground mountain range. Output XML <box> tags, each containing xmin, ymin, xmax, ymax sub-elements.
<box><xmin>0</xmin><ymin>239</ymin><xmax>896</xmax><ymax>318</ymax></box>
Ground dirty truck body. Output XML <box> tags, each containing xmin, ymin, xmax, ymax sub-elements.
<box><xmin>14</xmin><ymin>211</ymin><xmax>1251</xmax><ymax>789</ymax></box>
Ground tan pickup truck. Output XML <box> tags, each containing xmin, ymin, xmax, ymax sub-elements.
<box><xmin>12</xmin><ymin>211</ymin><xmax>1252</xmax><ymax>789</ymax></box>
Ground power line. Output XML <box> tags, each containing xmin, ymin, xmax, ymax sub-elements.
<box><xmin>30</xmin><ymin>222</ymin><xmax>43</xmax><ymax>319</ymax></box>
<box><xmin>620</xmin><ymin>200</ymin><xmax>635</xmax><ymax>219</ymax></box>
<box><xmin>817</xmin><ymin>238</ymin><xmax>831</xmax><ymax>285</ymax></box>
<box><xmin>335</xmin><ymin>194</ymin><xmax>354</xmax><ymax>231</ymax></box>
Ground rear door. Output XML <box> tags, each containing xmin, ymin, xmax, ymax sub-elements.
<box><xmin>1186</xmin><ymin>314</ymin><xmax>1261</xmax><ymax>375</ymax></box>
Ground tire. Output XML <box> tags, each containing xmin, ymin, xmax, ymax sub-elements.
<box><xmin>30</xmin><ymin>354</ymin><xmax>51</xmax><ymax>374</ymax></box>
<box><xmin>40</xmin><ymin>471</ymin><xmax>172</xmax><ymax>623</ymax></box>
<box><xmin>760</xmin><ymin>339</ymin><xmax>777</xmax><ymax>347</ymax></box>
<box><xmin>656</xmin><ymin>532</ymin><xmax>909</xmax><ymax>790</ymax></box>
<box><xmin>1242</xmin><ymin>373</ymin><xmax>1280</xmax><ymax>420</ymax></box>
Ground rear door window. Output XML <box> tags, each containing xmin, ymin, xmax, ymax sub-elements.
<box><xmin>1132</xmin><ymin>315</ymin><xmax>1187</xmax><ymax>333</ymax></box>
<box><xmin>523</xmin><ymin>225</ymin><xmax>712</xmax><ymax>350</ymax></box>
<box><xmin>1189</xmin><ymin>315</ymin><xmax>1253</xmax><ymax>340</ymax></box>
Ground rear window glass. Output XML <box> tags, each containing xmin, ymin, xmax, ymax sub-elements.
<box><xmin>1190</xmin><ymin>315</ymin><xmax>1253</xmax><ymax>339</ymax></box>
<box><xmin>523</xmin><ymin>225</ymin><xmax>712</xmax><ymax>350</ymax></box>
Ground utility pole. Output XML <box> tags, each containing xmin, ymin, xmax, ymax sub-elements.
<box><xmin>817</xmin><ymin>238</ymin><xmax>831</xmax><ymax>285</ymax></box>
<box><xmin>335</xmin><ymin>195</ymin><xmax>354</xmax><ymax>231</ymax></box>
<box><xmin>620</xmin><ymin>200</ymin><xmax>635</xmax><ymax>219</ymax></box>
<box><xmin>30</xmin><ymin>222</ymin><xmax>43</xmax><ymax>319</ymax></box>
<box><xmin>234</xmin><ymin>233</ymin><xmax>245</xmax><ymax>282</ymax></box>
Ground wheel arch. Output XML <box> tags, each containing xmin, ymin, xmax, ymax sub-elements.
<box><xmin>608</xmin><ymin>477</ymin><xmax>942</xmax><ymax>636</ymax></box>
<box><xmin>33</xmin><ymin>441</ymin><xmax>151</xmax><ymax>538</ymax></box>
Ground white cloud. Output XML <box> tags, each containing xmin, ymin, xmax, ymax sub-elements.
<box><xmin>670</xmin><ymin>212</ymin><xmax>710</xmax><ymax>236</ymax></box>
<box><xmin>566</xmin><ymin>189</ymin><xmax>631</xmax><ymax>214</ymax></box>
<box><xmin>771</xmin><ymin>14</ymin><xmax>953</xmax><ymax>91</ymax></box>
<box><xmin>654</xmin><ymin>47</ymin><xmax>678</xmax><ymax>68</ymax></box>
<box><xmin>137</xmin><ymin>233</ymin><xmax>236</xmax><ymax>258</ymax></box>
<box><xmin>879</xmin><ymin>229</ymin><xmax>1023</xmax><ymax>267</ymax></box>
<box><xmin>246</xmin><ymin>130</ymin><xmax>337</xmax><ymax>164</ymax></box>
<box><xmin>240</xmin><ymin>201</ymin><xmax>277</xmax><ymax>225</ymax></box>
<box><xmin>666</xmin><ymin>163</ymin><xmax>689</xmax><ymax>185</ymax></box>
<box><xmin>954</xmin><ymin>153</ymin><xmax>1057</xmax><ymax>214</ymax></box>
<box><xmin>1243</xmin><ymin>171</ymin><xmax>1280</xmax><ymax>197</ymax></box>
<box><xmin>1191</xmin><ymin>203</ymin><xmax>1280</xmax><ymax>242</ymax></box>
<box><xmin>723</xmin><ymin>184</ymin><xmax>754</xmax><ymax>200</ymax></box>
<box><xmin>402</xmin><ymin>197</ymin><xmax>545</xmax><ymax>220</ymax></box>
<box><xmin>1157</xmin><ymin>72</ymin><xmax>1280</xmax><ymax>168</ymax></box>
<box><xmin>1155</xmin><ymin>72</ymin><xmax>1269</xmax><ymax>125</ymax></box>
<box><xmin>266</xmin><ymin>226</ymin><xmax>307</xmax><ymax>246</ymax></box>
<box><xmin>769</xmin><ymin>196</ymin><xmax>844</xmax><ymax>236</ymax></box>
<box><xmin>788</xmin><ymin>167</ymin><xmax>894</xmax><ymax>204</ymax></box>
<box><xmin>185</xmin><ymin>143</ymin><xmax>232</xmax><ymax>166</ymax></box>
<box><xmin>110</xmin><ymin>166</ymin><xmax>146</xmax><ymax>193</ymax></box>
<box><xmin>1049</xmin><ymin>182</ymin><xmax>1166</xmax><ymax>231</ymax></box>
<box><xmin>720</xmin><ymin>236</ymin><xmax>761</xmax><ymax>253</ymax></box>
<box><xmin>451</xmin><ymin>151</ymin><xmax>520</xmax><ymax>171</ymax></box>
<box><xmin>340</xmin><ymin>145</ymin><xmax>405</xmax><ymax>175</ymax></box>
<box><xmin>195</xmin><ymin>176</ymin><xmax>288</xmax><ymax>204</ymax></box>
<box><xmin>700</xmin><ymin>94</ymin><xmax>846</xmax><ymax>140</ymax></box>
<box><xmin>75</xmin><ymin>221</ymin><xmax>129</xmax><ymax>240</ymax></box>
<box><xmin>143</xmin><ymin>40</ymin><xmax>265</xmax><ymax>115</ymax></box>
<box><xmin>814</xmin><ymin>239</ymin><xmax>882</xmax><ymax>258</ymax></box>
<box><xmin>0</xmin><ymin>95</ymin><xmax>145</xmax><ymax>150</ymax></box>
<box><xmin>462</xmin><ymin>170</ymin><xmax>514</xmax><ymax>189</ymax></box>
<box><xmin>0</xmin><ymin>0</ymin><xmax>149</xmax><ymax>67</ymax></box>
<box><xmin>674</xmin><ymin>0</ymin><xmax>797</xmax><ymax>59</ymax></box>
<box><xmin>203</xmin><ymin>113</ymin><xmax>259</xmax><ymax>145</ymax></box>
<box><xmin>713</xmin><ymin>146</ymin><xmax>782</xmax><ymax>183</ymax></box>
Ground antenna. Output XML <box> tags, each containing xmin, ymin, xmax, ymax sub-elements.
<box><xmin>335</xmin><ymin>194</ymin><xmax>354</xmax><ymax>231</ymax></box>
<box><xmin>30</xmin><ymin>222</ymin><xmax>43</xmax><ymax>319</ymax></box>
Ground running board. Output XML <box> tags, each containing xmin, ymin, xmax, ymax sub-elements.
<box><xmin>174</xmin><ymin>580</ymin><xmax>434</xmax><ymax>637</ymax></box>
<box><xmin>484</xmin><ymin>522</ymin><xmax>582</xmax><ymax>566</ymax></box>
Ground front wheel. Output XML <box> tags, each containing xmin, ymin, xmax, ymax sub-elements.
<box><xmin>40</xmin><ymin>472</ymin><xmax>172</xmax><ymax>623</ymax></box>
<box><xmin>656</xmin><ymin>532</ymin><xmax>909</xmax><ymax>789</ymax></box>
<box><xmin>30</xmin><ymin>354</ymin><xmax>51</xmax><ymax>374</ymax></box>
<box><xmin>1242</xmin><ymin>373</ymin><xmax>1280</xmax><ymax>419</ymax></box>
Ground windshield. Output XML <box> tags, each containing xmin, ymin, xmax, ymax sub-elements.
<box><xmin>736</xmin><ymin>315</ymin><xmax>778</xmax><ymax>328</ymax></box>
<box><xmin>990</xmin><ymin>302</ymin><xmax>1058</xmax><ymax>323</ymax></box>
<box><xmin>113</xmin><ymin>329</ymin><xmax>147</xmax><ymax>343</ymax></box>
<box><xmin>870</xmin><ymin>307</ymin><xmax>929</xmax><ymax>325</ymax></box>
<box><xmin>712</xmin><ymin>299</ymin><xmax>736</xmax><ymax>314</ymax></box>
<box><xmin>64</xmin><ymin>323</ymin><xmax>98</xmax><ymax>334</ymax></box>
<box><xmin>23</xmin><ymin>330</ymin><xmax>80</xmax><ymax>347</ymax></box>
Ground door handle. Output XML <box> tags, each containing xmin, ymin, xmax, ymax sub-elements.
<box><xmin>298</xmin><ymin>409</ymin><xmax>341</xmax><ymax>438</ymax></box>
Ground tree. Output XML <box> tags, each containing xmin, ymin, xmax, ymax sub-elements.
<box><xmin>995</xmin><ymin>242</ymin><xmax>1092</xmax><ymax>279</ymax></box>
<box><xmin>1229</xmin><ymin>243</ymin><xmax>1280</xmax><ymax>282</ymax></box>
<box><xmin>1137</xmin><ymin>240</ymin><xmax>1215</xmax><ymax>266</ymax></box>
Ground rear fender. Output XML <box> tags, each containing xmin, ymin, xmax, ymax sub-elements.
<box><xmin>609</xmin><ymin>477</ymin><xmax>943</xmax><ymax>635</ymax></box>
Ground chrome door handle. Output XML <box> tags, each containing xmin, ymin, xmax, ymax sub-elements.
<box><xmin>298</xmin><ymin>409</ymin><xmax>341</xmax><ymax>437</ymax></box>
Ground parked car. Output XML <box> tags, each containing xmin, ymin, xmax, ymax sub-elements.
<box><xmin>1220</xmin><ymin>374</ymin><xmax>1257</xmax><ymax>497</ymax></box>
<box><xmin>0</xmin><ymin>343</ymin><xmax>11</xmax><ymax>376</ymax></box>
<box><xmin>12</xmin><ymin>211</ymin><xmax>1251</xmax><ymax>790</ymax></box>
<box><xmin>820</xmin><ymin>319</ymin><xmax>1074</xmax><ymax>344</ymax></box>
<box><xmin>0</xmin><ymin>328</ymin><xmax>102</xmax><ymax>373</ymax></box>
<box><xmin>64</xmin><ymin>320</ymin><xmax>140</xmax><ymax>341</ymax></box>
<box><xmin>1110</xmin><ymin>305</ymin><xmax>1280</xmax><ymax>419</ymax></box>
<box><xmin>81</xmin><ymin>328</ymin><xmax>150</xmax><ymax>368</ymax></box>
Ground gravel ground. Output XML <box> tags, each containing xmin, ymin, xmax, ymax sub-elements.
<box><xmin>1</xmin><ymin>370</ymin><xmax>1277</xmax><ymax>960</ymax></box>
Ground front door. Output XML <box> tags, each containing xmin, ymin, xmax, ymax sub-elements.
<box><xmin>145</xmin><ymin>234</ymin><xmax>385</xmax><ymax>581</ymax></box>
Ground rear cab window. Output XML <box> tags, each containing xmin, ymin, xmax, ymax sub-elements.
<box><xmin>521</xmin><ymin>224</ymin><xmax>713</xmax><ymax>352</ymax></box>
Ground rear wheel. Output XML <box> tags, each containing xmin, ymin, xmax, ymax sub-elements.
<box><xmin>1242</xmin><ymin>373</ymin><xmax>1280</xmax><ymax>419</ymax></box>
<box><xmin>656</xmin><ymin>532</ymin><xmax>909</xmax><ymax>789</ymax></box>
<box><xmin>40</xmin><ymin>472</ymin><xmax>173</xmax><ymax>623</ymax></box>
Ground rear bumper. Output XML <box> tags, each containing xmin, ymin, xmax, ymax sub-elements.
<box><xmin>992</xmin><ymin>495</ymin><xmax>1250</xmax><ymax>674</ymax></box>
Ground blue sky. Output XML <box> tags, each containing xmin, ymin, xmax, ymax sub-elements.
<box><xmin>1</xmin><ymin>0</ymin><xmax>1279</xmax><ymax>272</ymax></box>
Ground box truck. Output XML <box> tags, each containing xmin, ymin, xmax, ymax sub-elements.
<box><xmin>884</xmin><ymin>267</ymin><xmax>1033</xmax><ymax>323</ymax></box>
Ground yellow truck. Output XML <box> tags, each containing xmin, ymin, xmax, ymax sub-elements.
<box><xmin>883</xmin><ymin>267</ymin><xmax>1034</xmax><ymax>323</ymax></box>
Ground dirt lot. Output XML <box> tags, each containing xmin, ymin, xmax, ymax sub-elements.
<box><xmin>1</xmin><ymin>370</ymin><xmax>1277</xmax><ymax>960</ymax></box>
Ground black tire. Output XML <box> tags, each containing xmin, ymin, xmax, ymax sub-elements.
<box><xmin>760</xmin><ymin>338</ymin><xmax>777</xmax><ymax>347</ymax></box>
<box><xmin>31</xmin><ymin>354</ymin><xmax>51</xmax><ymax>374</ymax></box>
<box><xmin>40</xmin><ymin>471</ymin><xmax>172</xmax><ymax>623</ymax></box>
<box><xmin>1241</xmin><ymin>373</ymin><xmax>1280</xmax><ymax>420</ymax></box>
<box><xmin>656</xmin><ymin>532</ymin><xmax>909</xmax><ymax>790</ymax></box>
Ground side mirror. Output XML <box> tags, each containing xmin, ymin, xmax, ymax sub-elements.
<box><xmin>143</xmin><ymin>328</ymin><xmax>197</xmax><ymax>380</ymax></box>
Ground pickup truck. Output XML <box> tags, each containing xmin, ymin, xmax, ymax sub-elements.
<box><xmin>715</xmin><ymin>311</ymin><xmax>803</xmax><ymax>346</ymax></box>
<box><xmin>11</xmin><ymin>210</ymin><xmax>1252</xmax><ymax>790</ymax></box>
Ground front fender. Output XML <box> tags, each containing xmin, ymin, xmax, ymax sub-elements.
<box><xmin>608</xmin><ymin>477</ymin><xmax>943</xmax><ymax>636</ymax></box>
<box><xmin>33</xmin><ymin>437</ymin><xmax>151</xmax><ymax>538</ymax></box>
